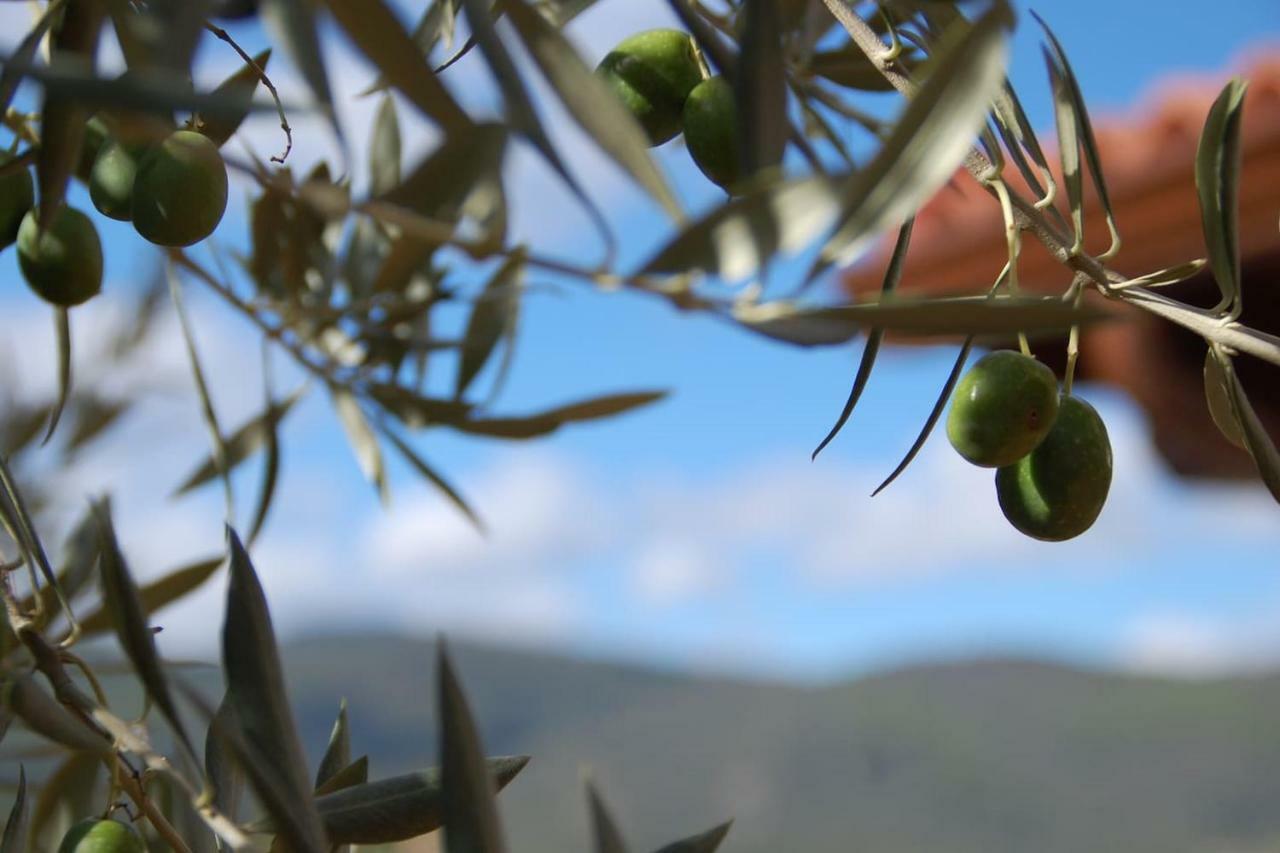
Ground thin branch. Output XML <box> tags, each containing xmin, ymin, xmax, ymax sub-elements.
<box><xmin>203</xmin><ymin>21</ymin><xmax>293</xmax><ymax>163</ymax></box>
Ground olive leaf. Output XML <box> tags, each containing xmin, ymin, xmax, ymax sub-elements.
<box><xmin>204</xmin><ymin>691</ymin><xmax>245</xmax><ymax>823</ymax></box>
<box><xmin>501</xmin><ymin>0</ymin><xmax>681</xmax><ymax>220</ymax></box>
<box><xmin>369</xmin><ymin>95</ymin><xmax>402</xmax><ymax>198</ymax></box>
<box><xmin>172</xmin><ymin>387</ymin><xmax>305</xmax><ymax>496</ymax></box>
<box><xmin>456</xmin><ymin>252</ymin><xmax>524</xmax><ymax>399</ymax></box>
<box><xmin>331</xmin><ymin>386</ymin><xmax>390</xmax><ymax>504</ymax></box>
<box><xmin>260</xmin><ymin>0</ymin><xmax>342</xmax><ymax>145</ymax></box>
<box><xmin>0</xmin><ymin>0</ymin><xmax>64</xmax><ymax>114</ymax></box>
<box><xmin>377</xmin><ymin>423</ymin><xmax>484</xmax><ymax>532</ymax></box>
<box><xmin>587</xmin><ymin>782</ymin><xmax>631</xmax><ymax>853</ymax></box>
<box><xmin>92</xmin><ymin>499</ymin><xmax>198</xmax><ymax>760</ymax></box>
<box><xmin>440</xmin><ymin>643</ymin><xmax>507</xmax><ymax>853</ymax></box>
<box><xmin>222</xmin><ymin>527</ymin><xmax>330</xmax><ymax>852</ymax></box>
<box><xmin>0</xmin><ymin>765</ymin><xmax>27</xmax><ymax>853</ymax></box>
<box><xmin>315</xmin><ymin>699</ymin><xmax>352</xmax><ymax>791</ymax></box>
<box><xmin>313</xmin><ymin>755</ymin><xmax>368</xmax><ymax>797</ymax></box>
<box><xmin>77</xmin><ymin>554</ymin><xmax>223</xmax><ymax>638</ymax></box>
<box><xmin>1204</xmin><ymin>346</ymin><xmax>1245</xmax><ymax>449</ymax></box>
<box><xmin>452</xmin><ymin>391</ymin><xmax>668</xmax><ymax>439</ymax></box>
<box><xmin>1195</xmin><ymin>77</ymin><xmax>1248</xmax><ymax>317</ymax></box>
<box><xmin>1</xmin><ymin>673</ymin><xmax>110</xmax><ymax>755</ymax></box>
<box><xmin>1213</xmin><ymin>348</ymin><xmax>1280</xmax><ymax>503</ymax></box>
<box><xmin>806</xmin><ymin>45</ymin><xmax>903</xmax><ymax>92</ymax></box>
<box><xmin>652</xmin><ymin>820</ymin><xmax>733</xmax><ymax>853</ymax></box>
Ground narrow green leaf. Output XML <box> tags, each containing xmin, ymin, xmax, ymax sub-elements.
<box><xmin>502</xmin><ymin>0</ymin><xmax>681</xmax><ymax>220</ymax></box>
<box><xmin>0</xmin><ymin>0</ymin><xmax>64</xmax><ymax>114</ymax></box>
<box><xmin>460</xmin><ymin>0</ymin><xmax>614</xmax><ymax>261</ymax></box>
<box><xmin>315</xmin><ymin>699</ymin><xmax>351</xmax><ymax>791</ymax></box>
<box><xmin>453</xmin><ymin>391</ymin><xmax>668</xmax><ymax>439</ymax></box>
<box><xmin>440</xmin><ymin>644</ymin><xmax>507</xmax><ymax>853</ymax></box>
<box><xmin>369</xmin><ymin>96</ymin><xmax>402</xmax><ymax>198</ymax></box>
<box><xmin>1109</xmin><ymin>259</ymin><xmax>1208</xmax><ymax>292</ymax></box>
<box><xmin>261</xmin><ymin>0</ymin><xmax>342</xmax><ymax>144</ymax></box>
<box><xmin>989</xmin><ymin>79</ymin><xmax>1062</xmax><ymax>227</ymax></box>
<box><xmin>222</xmin><ymin>527</ymin><xmax>329</xmax><ymax>852</ymax></box>
<box><xmin>172</xmin><ymin>387</ymin><xmax>304</xmax><ymax>496</ymax></box>
<box><xmin>1216</xmin><ymin>348</ymin><xmax>1280</xmax><ymax>503</ymax></box>
<box><xmin>1195</xmin><ymin>77</ymin><xmax>1248</xmax><ymax>316</ymax></box>
<box><xmin>1033</xmin><ymin>12</ymin><xmax>1120</xmax><ymax>259</ymax></box>
<box><xmin>457</xmin><ymin>252</ymin><xmax>524</xmax><ymax>398</ymax></box>
<box><xmin>246</xmin><ymin>394</ymin><xmax>283</xmax><ymax>545</ymax></box>
<box><xmin>380</xmin><ymin>122</ymin><xmax>508</xmax><ymax>224</ymax></box>
<box><xmin>1204</xmin><ymin>346</ymin><xmax>1245</xmax><ymax>449</ymax></box>
<box><xmin>359</xmin><ymin>0</ymin><xmax>463</xmax><ymax>95</ymax></box>
<box><xmin>92</xmin><ymin>500</ymin><xmax>197</xmax><ymax>759</ymax></box>
<box><xmin>812</xmin><ymin>218</ymin><xmax>913</xmax><ymax>459</ymax></box>
<box><xmin>1</xmin><ymin>673</ymin><xmax>110</xmax><ymax>755</ymax></box>
<box><xmin>77</xmin><ymin>554</ymin><xmax>223</xmax><ymax>638</ymax></box>
<box><xmin>730</xmin><ymin>300</ymin><xmax>861</xmax><ymax>347</ymax></box>
<box><xmin>201</xmin><ymin>48</ymin><xmax>273</xmax><ymax>148</ymax></box>
<box><xmin>805</xmin><ymin>294</ymin><xmax>1103</xmax><ymax>338</ymax></box>
<box><xmin>736</xmin><ymin>0</ymin><xmax>788</xmax><ymax>178</ymax></box>
<box><xmin>587</xmin><ymin>783</ymin><xmax>630</xmax><ymax>853</ymax></box>
<box><xmin>331</xmin><ymin>386</ymin><xmax>390</xmax><ymax>504</ymax></box>
<box><xmin>642</xmin><ymin>175</ymin><xmax>842</xmax><ymax>280</ymax></box>
<box><xmin>0</xmin><ymin>765</ymin><xmax>27</xmax><ymax>853</ymax></box>
<box><xmin>1043</xmin><ymin>47</ymin><xmax>1083</xmax><ymax>254</ymax></box>
<box><xmin>321</xmin><ymin>0</ymin><xmax>470</xmax><ymax>132</ymax></box>
<box><xmin>652</xmin><ymin>820</ymin><xmax>733</xmax><ymax>853</ymax></box>
<box><xmin>814</xmin><ymin>4</ymin><xmax>1011</xmax><ymax>270</ymax></box>
<box><xmin>873</xmin><ymin>337</ymin><xmax>973</xmax><ymax>495</ymax></box>
<box><xmin>41</xmin><ymin>309</ymin><xmax>72</xmax><ymax>446</ymax></box>
<box><xmin>205</xmin><ymin>691</ymin><xmax>245</xmax><ymax>822</ymax></box>
<box><xmin>365</xmin><ymin>383</ymin><xmax>474</xmax><ymax>427</ymax></box>
<box><xmin>379</xmin><ymin>425</ymin><xmax>484</xmax><ymax>532</ymax></box>
<box><xmin>314</xmin><ymin>755</ymin><xmax>368</xmax><ymax>797</ymax></box>
<box><xmin>251</xmin><ymin>758</ymin><xmax>529</xmax><ymax>844</ymax></box>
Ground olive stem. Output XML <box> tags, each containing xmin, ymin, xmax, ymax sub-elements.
<box><xmin>203</xmin><ymin>21</ymin><xmax>293</xmax><ymax>164</ymax></box>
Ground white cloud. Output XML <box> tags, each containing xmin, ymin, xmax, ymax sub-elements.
<box><xmin>1120</xmin><ymin>606</ymin><xmax>1280</xmax><ymax>677</ymax></box>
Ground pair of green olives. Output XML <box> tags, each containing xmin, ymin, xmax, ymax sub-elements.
<box><xmin>595</xmin><ymin>29</ymin><xmax>743</xmax><ymax>193</ymax></box>
<box><xmin>58</xmin><ymin>818</ymin><xmax>146</xmax><ymax>852</ymax></box>
<box><xmin>89</xmin><ymin>127</ymin><xmax>229</xmax><ymax>248</ymax></box>
<box><xmin>946</xmin><ymin>350</ymin><xmax>1112</xmax><ymax>541</ymax></box>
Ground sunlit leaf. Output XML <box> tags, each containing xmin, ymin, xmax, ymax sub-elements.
<box><xmin>315</xmin><ymin>699</ymin><xmax>351</xmax><ymax>791</ymax></box>
<box><xmin>222</xmin><ymin>527</ymin><xmax>329</xmax><ymax>852</ymax></box>
<box><xmin>92</xmin><ymin>500</ymin><xmax>197</xmax><ymax>758</ymax></box>
<box><xmin>502</xmin><ymin>0</ymin><xmax>681</xmax><ymax>220</ymax></box>
<box><xmin>440</xmin><ymin>644</ymin><xmax>507</xmax><ymax>853</ymax></box>
<box><xmin>201</xmin><ymin>48</ymin><xmax>273</xmax><ymax>147</ymax></box>
<box><xmin>331</xmin><ymin>386</ymin><xmax>390</xmax><ymax>504</ymax></box>
<box><xmin>1195</xmin><ymin>77</ymin><xmax>1248</xmax><ymax>316</ymax></box>
<box><xmin>369</xmin><ymin>95</ymin><xmax>402</xmax><ymax>197</ymax></box>
<box><xmin>321</xmin><ymin>0</ymin><xmax>470</xmax><ymax>132</ymax></box>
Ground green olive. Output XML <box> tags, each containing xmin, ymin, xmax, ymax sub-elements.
<box><xmin>89</xmin><ymin>140</ymin><xmax>141</xmax><ymax>222</ymax></box>
<box><xmin>0</xmin><ymin>156</ymin><xmax>34</xmax><ymax>251</ymax></box>
<box><xmin>946</xmin><ymin>350</ymin><xmax>1059</xmax><ymax>468</ymax></box>
<box><xmin>131</xmin><ymin>129</ymin><xmax>228</xmax><ymax>247</ymax></box>
<box><xmin>996</xmin><ymin>394</ymin><xmax>1113</xmax><ymax>541</ymax></box>
<box><xmin>58</xmin><ymin>818</ymin><xmax>147</xmax><ymax>853</ymax></box>
<box><xmin>595</xmin><ymin>29</ymin><xmax>703</xmax><ymax>147</ymax></box>
<box><xmin>682</xmin><ymin>75</ymin><xmax>743</xmax><ymax>193</ymax></box>
<box><xmin>75</xmin><ymin>116</ymin><xmax>110</xmax><ymax>183</ymax></box>
<box><xmin>16</xmin><ymin>206</ymin><xmax>103</xmax><ymax>307</ymax></box>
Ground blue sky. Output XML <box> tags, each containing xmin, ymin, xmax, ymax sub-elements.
<box><xmin>1</xmin><ymin>1</ymin><xmax>1278</xmax><ymax>682</ymax></box>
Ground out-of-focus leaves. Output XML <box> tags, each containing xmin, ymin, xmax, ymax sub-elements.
<box><xmin>365</xmin><ymin>383</ymin><xmax>473</xmax><ymax>427</ymax></box>
<box><xmin>642</xmin><ymin>176</ymin><xmax>841</xmax><ymax>281</ymax></box>
<box><xmin>0</xmin><ymin>765</ymin><xmax>27</xmax><ymax>853</ymax></box>
<box><xmin>989</xmin><ymin>80</ymin><xmax>1059</xmax><ymax>218</ymax></box>
<box><xmin>813</xmin><ymin>4</ymin><xmax>1011</xmax><ymax>272</ymax></box>
<box><xmin>313</xmin><ymin>755</ymin><xmax>368</xmax><ymax>797</ymax></box>
<box><xmin>663</xmin><ymin>0</ymin><xmax>737</xmax><ymax>78</ymax></box>
<box><xmin>201</xmin><ymin>48</ymin><xmax>272</xmax><ymax>147</ymax></box>
<box><xmin>730</xmin><ymin>300</ymin><xmax>861</xmax><ymax>346</ymax></box>
<box><xmin>172</xmin><ymin>387</ymin><xmax>305</xmax><ymax>496</ymax></box>
<box><xmin>92</xmin><ymin>500</ymin><xmax>197</xmax><ymax>758</ymax></box>
<box><xmin>0</xmin><ymin>0</ymin><xmax>64</xmax><ymax>114</ymax></box>
<box><xmin>66</xmin><ymin>394</ymin><xmax>129</xmax><ymax>452</ymax></box>
<box><xmin>321</xmin><ymin>0</ymin><xmax>470</xmax><ymax>132</ymax></box>
<box><xmin>453</xmin><ymin>391</ymin><xmax>668</xmax><ymax>439</ymax></box>
<box><xmin>261</xmin><ymin>0</ymin><xmax>341</xmax><ymax>143</ymax></box>
<box><xmin>457</xmin><ymin>252</ymin><xmax>524</xmax><ymax>398</ymax></box>
<box><xmin>379</xmin><ymin>425</ymin><xmax>483</xmax><ymax>531</ymax></box>
<box><xmin>652</xmin><ymin>821</ymin><xmax>733</xmax><ymax>853</ymax></box>
<box><xmin>736</xmin><ymin>0</ymin><xmax>788</xmax><ymax>178</ymax></box>
<box><xmin>806</xmin><ymin>45</ymin><xmax>907</xmax><ymax>91</ymax></box>
<box><xmin>369</xmin><ymin>96</ymin><xmax>402</xmax><ymax>197</ymax></box>
<box><xmin>77</xmin><ymin>554</ymin><xmax>223</xmax><ymax>638</ymax></box>
<box><xmin>42</xmin><ymin>309</ymin><xmax>72</xmax><ymax>445</ymax></box>
<box><xmin>812</xmin><ymin>218</ymin><xmax>913</xmax><ymax>459</ymax></box>
<box><xmin>222</xmin><ymin>527</ymin><xmax>329</xmax><ymax>852</ymax></box>
<box><xmin>1</xmin><ymin>673</ymin><xmax>109</xmax><ymax>754</ymax></box>
<box><xmin>874</xmin><ymin>337</ymin><xmax>974</xmax><ymax>496</ymax></box>
<box><xmin>1034</xmin><ymin>12</ymin><xmax>1120</xmax><ymax>259</ymax></box>
<box><xmin>440</xmin><ymin>644</ymin><xmax>507</xmax><ymax>853</ymax></box>
<box><xmin>315</xmin><ymin>699</ymin><xmax>351</xmax><ymax>791</ymax></box>
<box><xmin>108</xmin><ymin>0</ymin><xmax>214</xmax><ymax>74</ymax></box>
<box><xmin>1214</xmin><ymin>347</ymin><xmax>1280</xmax><ymax>503</ymax></box>
<box><xmin>1204</xmin><ymin>346</ymin><xmax>1245</xmax><ymax>449</ymax></box>
<box><xmin>1195</xmin><ymin>77</ymin><xmax>1248</xmax><ymax>316</ymax></box>
<box><xmin>587</xmin><ymin>783</ymin><xmax>630</xmax><ymax>853</ymax></box>
<box><xmin>250</xmin><ymin>758</ymin><xmax>529</xmax><ymax>844</ymax></box>
<box><xmin>331</xmin><ymin>386</ymin><xmax>390</xmax><ymax>504</ymax></box>
<box><xmin>379</xmin><ymin>122</ymin><xmax>508</xmax><ymax>225</ymax></box>
<box><xmin>502</xmin><ymin>0</ymin><xmax>681</xmax><ymax>220</ymax></box>
<box><xmin>205</xmin><ymin>691</ymin><xmax>245</xmax><ymax>823</ymax></box>
<box><xmin>29</xmin><ymin>752</ymin><xmax>100</xmax><ymax>850</ymax></box>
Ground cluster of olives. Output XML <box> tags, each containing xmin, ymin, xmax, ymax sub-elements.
<box><xmin>595</xmin><ymin>29</ymin><xmax>743</xmax><ymax>193</ymax></box>
<box><xmin>57</xmin><ymin>817</ymin><xmax>146</xmax><ymax>852</ymax></box>
<box><xmin>946</xmin><ymin>350</ymin><xmax>1113</xmax><ymax>541</ymax></box>
<box><xmin>0</xmin><ymin>118</ymin><xmax>228</xmax><ymax>309</ymax></box>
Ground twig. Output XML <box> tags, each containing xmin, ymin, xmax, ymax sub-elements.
<box><xmin>203</xmin><ymin>21</ymin><xmax>293</xmax><ymax>163</ymax></box>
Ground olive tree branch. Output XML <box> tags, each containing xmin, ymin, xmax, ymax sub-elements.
<box><xmin>202</xmin><ymin>21</ymin><xmax>292</xmax><ymax>163</ymax></box>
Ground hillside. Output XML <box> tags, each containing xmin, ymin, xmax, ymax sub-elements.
<box><xmin>274</xmin><ymin>635</ymin><xmax>1280</xmax><ymax>853</ymax></box>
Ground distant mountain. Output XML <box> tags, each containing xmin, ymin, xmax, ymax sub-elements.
<box><xmin>278</xmin><ymin>634</ymin><xmax>1280</xmax><ymax>853</ymax></box>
